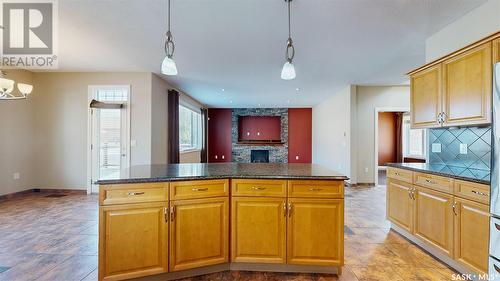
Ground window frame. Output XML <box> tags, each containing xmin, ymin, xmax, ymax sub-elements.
<box><xmin>179</xmin><ymin>103</ymin><xmax>202</xmax><ymax>153</ymax></box>
<box><xmin>402</xmin><ymin>114</ymin><xmax>427</xmax><ymax>159</ymax></box>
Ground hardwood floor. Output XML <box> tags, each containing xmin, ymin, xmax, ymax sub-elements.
<box><xmin>0</xmin><ymin>186</ymin><xmax>457</xmax><ymax>281</ymax></box>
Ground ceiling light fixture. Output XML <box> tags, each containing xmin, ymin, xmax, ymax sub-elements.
<box><xmin>281</xmin><ymin>0</ymin><xmax>296</xmax><ymax>80</ymax></box>
<box><xmin>0</xmin><ymin>71</ymin><xmax>34</xmax><ymax>100</ymax></box>
<box><xmin>161</xmin><ymin>0</ymin><xmax>178</xmax><ymax>75</ymax></box>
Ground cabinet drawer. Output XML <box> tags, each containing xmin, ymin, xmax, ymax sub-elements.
<box><xmin>170</xmin><ymin>179</ymin><xmax>229</xmax><ymax>200</ymax></box>
<box><xmin>231</xmin><ymin>179</ymin><xmax>287</xmax><ymax>197</ymax></box>
<box><xmin>454</xmin><ymin>180</ymin><xmax>490</xmax><ymax>204</ymax></box>
<box><xmin>413</xmin><ymin>172</ymin><xmax>453</xmax><ymax>194</ymax></box>
<box><xmin>387</xmin><ymin>167</ymin><xmax>413</xmax><ymax>184</ymax></box>
<box><xmin>288</xmin><ymin>180</ymin><xmax>343</xmax><ymax>198</ymax></box>
<box><xmin>99</xmin><ymin>183</ymin><xmax>168</xmax><ymax>205</ymax></box>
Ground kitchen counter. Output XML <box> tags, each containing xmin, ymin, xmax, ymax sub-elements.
<box><xmin>96</xmin><ymin>163</ymin><xmax>349</xmax><ymax>185</ymax></box>
<box><xmin>387</xmin><ymin>163</ymin><xmax>490</xmax><ymax>185</ymax></box>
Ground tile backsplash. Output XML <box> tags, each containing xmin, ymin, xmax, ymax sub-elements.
<box><xmin>428</xmin><ymin>126</ymin><xmax>491</xmax><ymax>179</ymax></box>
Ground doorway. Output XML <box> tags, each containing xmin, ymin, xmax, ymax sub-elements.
<box><xmin>374</xmin><ymin>107</ymin><xmax>409</xmax><ymax>187</ymax></box>
<box><xmin>87</xmin><ymin>86</ymin><xmax>130</xmax><ymax>194</ymax></box>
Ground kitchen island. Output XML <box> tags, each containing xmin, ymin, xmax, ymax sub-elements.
<box><xmin>96</xmin><ymin>163</ymin><xmax>348</xmax><ymax>281</ymax></box>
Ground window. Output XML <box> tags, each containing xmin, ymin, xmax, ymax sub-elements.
<box><xmin>179</xmin><ymin>104</ymin><xmax>201</xmax><ymax>151</ymax></box>
<box><xmin>402</xmin><ymin>114</ymin><xmax>426</xmax><ymax>158</ymax></box>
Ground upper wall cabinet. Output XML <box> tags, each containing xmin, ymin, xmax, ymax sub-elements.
<box><xmin>442</xmin><ymin>42</ymin><xmax>492</xmax><ymax>127</ymax></box>
<box><xmin>411</xmin><ymin>64</ymin><xmax>442</xmax><ymax>128</ymax></box>
<box><xmin>494</xmin><ymin>38</ymin><xmax>500</xmax><ymax>63</ymax></box>
<box><xmin>409</xmin><ymin>32</ymin><xmax>498</xmax><ymax>129</ymax></box>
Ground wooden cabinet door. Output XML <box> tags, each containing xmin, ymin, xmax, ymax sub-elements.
<box><xmin>287</xmin><ymin>198</ymin><xmax>343</xmax><ymax>266</ymax></box>
<box><xmin>493</xmin><ymin>38</ymin><xmax>500</xmax><ymax>63</ymax></box>
<box><xmin>169</xmin><ymin>197</ymin><xmax>228</xmax><ymax>271</ymax></box>
<box><xmin>410</xmin><ymin>64</ymin><xmax>442</xmax><ymax>128</ymax></box>
<box><xmin>454</xmin><ymin>197</ymin><xmax>490</xmax><ymax>274</ymax></box>
<box><xmin>414</xmin><ymin>186</ymin><xmax>454</xmax><ymax>257</ymax></box>
<box><xmin>231</xmin><ymin>197</ymin><xmax>286</xmax><ymax>263</ymax></box>
<box><xmin>99</xmin><ymin>202</ymin><xmax>168</xmax><ymax>281</ymax></box>
<box><xmin>386</xmin><ymin>179</ymin><xmax>414</xmax><ymax>233</ymax></box>
<box><xmin>442</xmin><ymin>42</ymin><xmax>492</xmax><ymax>126</ymax></box>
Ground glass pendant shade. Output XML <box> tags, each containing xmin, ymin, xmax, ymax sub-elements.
<box><xmin>161</xmin><ymin>56</ymin><xmax>178</xmax><ymax>76</ymax></box>
<box><xmin>0</xmin><ymin>78</ymin><xmax>15</xmax><ymax>93</ymax></box>
<box><xmin>17</xmin><ymin>83</ymin><xmax>33</xmax><ymax>95</ymax></box>
<box><xmin>281</xmin><ymin>61</ymin><xmax>296</xmax><ymax>80</ymax></box>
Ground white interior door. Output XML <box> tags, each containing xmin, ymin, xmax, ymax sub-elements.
<box><xmin>88</xmin><ymin>86</ymin><xmax>130</xmax><ymax>194</ymax></box>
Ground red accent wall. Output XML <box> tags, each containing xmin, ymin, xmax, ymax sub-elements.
<box><xmin>288</xmin><ymin>108</ymin><xmax>312</xmax><ymax>163</ymax></box>
<box><xmin>238</xmin><ymin>116</ymin><xmax>281</xmax><ymax>141</ymax></box>
<box><xmin>208</xmin><ymin>109</ymin><xmax>232</xmax><ymax>162</ymax></box>
<box><xmin>378</xmin><ymin>112</ymin><xmax>398</xmax><ymax>166</ymax></box>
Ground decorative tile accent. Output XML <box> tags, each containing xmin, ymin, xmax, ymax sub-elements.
<box><xmin>232</xmin><ymin>108</ymin><xmax>288</xmax><ymax>163</ymax></box>
<box><xmin>428</xmin><ymin>126</ymin><xmax>491</xmax><ymax>180</ymax></box>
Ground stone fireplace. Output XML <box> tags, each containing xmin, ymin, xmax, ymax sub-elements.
<box><xmin>232</xmin><ymin>108</ymin><xmax>288</xmax><ymax>163</ymax></box>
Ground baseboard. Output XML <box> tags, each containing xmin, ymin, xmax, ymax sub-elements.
<box><xmin>0</xmin><ymin>188</ymin><xmax>86</xmax><ymax>200</ymax></box>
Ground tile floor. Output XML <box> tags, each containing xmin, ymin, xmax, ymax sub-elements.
<box><xmin>0</xmin><ymin>186</ymin><xmax>457</xmax><ymax>281</ymax></box>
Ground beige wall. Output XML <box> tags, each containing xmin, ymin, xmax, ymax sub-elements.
<box><xmin>151</xmin><ymin>73</ymin><xmax>170</xmax><ymax>165</ymax></box>
<box><xmin>180</xmin><ymin>150</ymin><xmax>201</xmax><ymax>163</ymax></box>
<box><xmin>354</xmin><ymin>86</ymin><xmax>410</xmax><ymax>184</ymax></box>
<box><xmin>0</xmin><ymin>70</ymin><xmax>36</xmax><ymax>196</ymax></box>
<box><xmin>312</xmin><ymin>85</ymin><xmax>353</xmax><ymax>179</ymax></box>
<box><xmin>32</xmin><ymin>72</ymin><xmax>153</xmax><ymax>190</ymax></box>
<box><xmin>425</xmin><ymin>0</ymin><xmax>500</xmax><ymax>62</ymax></box>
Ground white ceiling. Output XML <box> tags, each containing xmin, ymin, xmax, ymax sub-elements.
<box><xmin>57</xmin><ymin>0</ymin><xmax>486</xmax><ymax>108</ymax></box>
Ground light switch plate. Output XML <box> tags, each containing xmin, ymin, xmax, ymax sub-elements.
<box><xmin>460</xmin><ymin>143</ymin><xmax>468</xmax><ymax>154</ymax></box>
<box><xmin>432</xmin><ymin>143</ymin><xmax>442</xmax><ymax>153</ymax></box>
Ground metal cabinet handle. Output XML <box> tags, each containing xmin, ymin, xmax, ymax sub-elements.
<box><xmin>283</xmin><ymin>202</ymin><xmax>287</xmax><ymax>217</ymax></box>
<box><xmin>452</xmin><ymin>202</ymin><xmax>458</xmax><ymax>216</ymax></box>
<box><xmin>425</xmin><ymin>179</ymin><xmax>435</xmax><ymax>184</ymax></box>
<box><xmin>308</xmin><ymin>188</ymin><xmax>323</xmax><ymax>191</ymax></box>
<box><xmin>170</xmin><ymin>206</ymin><xmax>175</xmax><ymax>222</ymax></box>
<box><xmin>192</xmin><ymin>187</ymin><xmax>208</xmax><ymax>192</ymax></box>
<box><xmin>394</xmin><ymin>172</ymin><xmax>400</xmax><ymax>176</ymax></box>
<box><xmin>164</xmin><ymin>207</ymin><xmax>168</xmax><ymax>222</ymax></box>
<box><xmin>408</xmin><ymin>190</ymin><xmax>413</xmax><ymax>200</ymax></box>
<box><xmin>495</xmin><ymin>223</ymin><xmax>500</xmax><ymax>231</ymax></box>
<box><xmin>252</xmin><ymin>186</ymin><xmax>267</xmax><ymax>190</ymax></box>
<box><xmin>437</xmin><ymin>112</ymin><xmax>442</xmax><ymax>124</ymax></box>
<box><xmin>471</xmin><ymin>190</ymin><xmax>487</xmax><ymax>197</ymax></box>
<box><xmin>288</xmin><ymin>203</ymin><xmax>292</xmax><ymax>217</ymax></box>
<box><xmin>127</xmin><ymin>191</ymin><xmax>145</xmax><ymax>196</ymax></box>
<box><xmin>441</xmin><ymin>112</ymin><xmax>446</xmax><ymax>123</ymax></box>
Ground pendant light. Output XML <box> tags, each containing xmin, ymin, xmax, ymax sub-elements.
<box><xmin>0</xmin><ymin>71</ymin><xmax>34</xmax><ymax>100</ymax></box>
<box><xmin>161</xmin><ymin>0</ymin><xmax>178</xmax><ymax>75</ymax></box>
<box><xmin>281</xmin><ymin>0</ymin><xmax>296</xmax><ymax>80</ymax></box>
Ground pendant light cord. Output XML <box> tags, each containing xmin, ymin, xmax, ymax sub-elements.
<box><xmin>168</xmin><ymin>0</ymin><xmax>171</xmax><ymax>32</ymax></box>
<box><xmin>287</xmin><ymin>0</ymin><xmax>291</xmax><ymax>39</ymax></box>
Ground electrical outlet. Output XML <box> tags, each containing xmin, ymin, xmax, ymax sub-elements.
<box><xmin>460</xmin><ymin>143</ymin><xmax>468</xmax><ymax>154</ymax></box>
<box><xmin>130</xmin><ymin>140</ymin><xmax>137</xmax><ymax>147</ymax></box>
<box><xmin>432</xmin><ymin>143</ymin><xmax>442</xmax><ymax>153</ymax></box>
<box><xmin>364</xmin><ymin>167</ymin><xmax>369</xmax><ymax>173</ymax></box>
<box><xmin>13</xmin><ymin>172</ymin><xmax>20</xmax><ymax>180</ymax></box>
<box><xmin>295</xmin><ymin>155</ymin><xmax>299</xmax><ymax>160</ymax></box>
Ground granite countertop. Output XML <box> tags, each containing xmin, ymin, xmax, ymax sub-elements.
<box><xmin>387</xmin><ymin>163</ymin><xmax>490</xmax><ymax>185</ymax></box>
<box><xmin>96</xmin><ymin>163</ymin><xmax>349</xmax><ymax>185</ymax></box>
